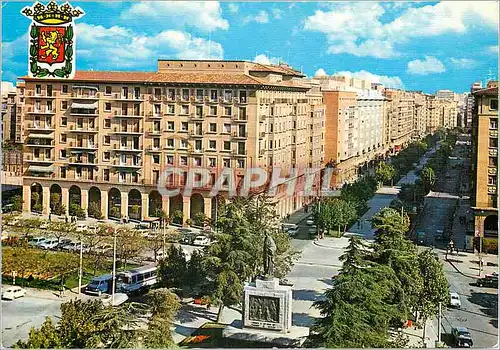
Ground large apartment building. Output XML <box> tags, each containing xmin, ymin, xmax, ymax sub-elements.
<box><xmin>471</xmin><ymin>81</ymin><xmax>498</xmax><ymax>245</ymax></box>
<box><xmin>20</xmin><ymin>59</ymin><xmax>324</xmax><ymax>222</ymax></box>
<box><xmin>383</xmin><ymin>88</ymin><xmax>415</xmax><ymax>153</ymax></box>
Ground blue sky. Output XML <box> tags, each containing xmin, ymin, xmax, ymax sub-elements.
<box><xmin>2</xmin><ymin>1</ymin><xmax>498</xmax><ymax>93</ymax></box>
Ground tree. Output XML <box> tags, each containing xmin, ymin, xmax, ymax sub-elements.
<box><xmin>186</xmin><ymin>250</ymin><xmax>207</xmax><ymax>291</ymax></box>
<box><xmin>376</xmin><ymin>162</ymin><xmax>397</xmax><ymax>186</ymax></box>
<box><xmin>420</xmin><ymin>166</ymin><xmax>436</xmax><ymax>193</ymax></box>
<box><xmin>192</xmin><ymin>212</ymin><xmax>206</xmax><ymax>227</ymax></box>
<box><xmin>143</xmin><ymin>288</ymin><xmax>181</xmax><ymax>348</ymax></box>
<box><xmin>171</xmin><ymin>210</ymin><xmax>183</xmax><ymax>225</ymax></box>
<box><xmin>109</xmin><ymin>206</ymin><xmax>120</xmax><ymax>219</ymax></box>
<box><xmin>116</xmin><ymin>227</ymin><xmax>146</xmax><ymax>270</ymax></box>
<box><xmin>144</xmin><ymin>230</ymin><xmax>165</xmax><ymax>263</ymax></box>
<box><xmin>158</xmin><ymin>245</ymin><xmax>188</xmax><ymax>289</ymax></box>
<box><xmin>15</xmin><ymin>317</ymin><xmax>61</xmax><ymax>348</ymax></box>
<box><xmin>313</xmin><ymin>198</ymin><xmax>358</xmax><ymax>236</ymax></box>
<box><xmin>47</xmin><ymin>221</ymin><xmax>76</xmax><ymax>246</ymax></box>
<box><xmin>371</xmin><ymin>207</ymin><xmax>410</xmax><ymax>245</ymax></box>
<box><xmin>69</xmin><ymin>203</ymin><xmax>86</xmax><ymax>219</ymax></box>
<box><xmin>88</xmin><ymin>202</ymin><xmax>103</xmax><ymax>219</ymax></box>
<box><xmin>50</xmin><ymin>193</ymin><xmax>66</xmax><ymax>216</ymax></box>
<box><xmin>416</xmin><ymin>249</ymin><xmax>449</xmax><ymax>342</ymax></box>
<box><xmin>11</xmin><ymin>195</ymin><xmax>23</xmax><ymax>212</ymax></box>
<box><xmin>31</xmin><ymin>192</ymin><xmax>42</xmax><ymax>213</ymax></box>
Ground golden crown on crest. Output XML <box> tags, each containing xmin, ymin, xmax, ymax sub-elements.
<box><xmin>21</xmin><ymin>1</ymin><xmax>84</xmax><ymax>25</ymax></box>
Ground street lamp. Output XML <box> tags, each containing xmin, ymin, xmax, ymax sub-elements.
<box><xmin>110</xmin><ymin>227</ymin><xmax>117</xmax><ymax>306</ymax></box>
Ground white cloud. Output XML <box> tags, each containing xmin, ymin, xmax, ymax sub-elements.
<box><xmin>244</xmin><ymin>10</ymin><xmax>269</xmax><ymax>24</ymax></box>
<box><xmin>228</xmin><ymin>3</ymin><xmax>238</xmax><ymax>13</ymax></box>
<box><xmin>407</xmin><ymin>56</ymin><xmax>446</xmax><ymax>75</ymax></box>
<box><xmin>335</xmin><ymin>70</ymin><xmax>405</xmax><ymax>89</ymax></box>
<box><xmin>314</xmin><ymin>68</ymin><xmax>328</xmax><ymax>77</ymax></box>
<box><xmin>450</xmin><ymin>58</ymin><xmax>477</xmax><ymax>69</ymax></box>
<box><xmin>304</xmin><ymin>1</ymin><xmax>499</xmax><ymax>58</ymax></box>
<box><xmin>272</xmin><ymin>8</ymin><xmax>282</xmax><ymax>19</ymax></box>
<box><xmin>489</xmin><ymin>45</ymin><xmax>499</xmax><ymax>54</ymax></box>
<box><xmin>120</xmin><ymin>2</ymin><xmax>229</xmax><ymax>31</ymax></box>
<box><xmin>75</xmin><ymin>23</ymin><xmax>223</xmax><ymax>69</ymax></box>
<box><xmin>254</xmin><ymin>54</ymin><xmax>279</xmax><ymax>65</ymax></box>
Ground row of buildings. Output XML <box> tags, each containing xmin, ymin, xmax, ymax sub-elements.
<box><xmin>2</xmin><ymin>59</ymin><xmax>462</xmax><ymax>223</ymax></box>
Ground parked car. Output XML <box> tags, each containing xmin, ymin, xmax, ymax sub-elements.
<box><xmin>61</xmin><ymin>241</ymin><xmax>80</xmax><ymax>252</ymax></box>
<box><xmin>85</xmin><ymin>274</ymin><xmax>114</xmax><ymax>296</ymax></box>
<box><xmin>56</xmin><ymin>238</ymin><xmax>72</xmax><ymax>250</ymax></box>
<box><xmin>28</xmin><ymin>237</ymin><xmax>46</xmax><ymax>247</ymax></box>
<box><xmin>282</xmin><ymin>223</ymin><xmax>298</xmax><ymax>232</ymax></box>
<box><xmin>287</xmin><ymin>228</ymin><xmax>299</xmax><ymax>236</ymax></box>
<box><xmin>193</xmin><ymin>235</ymin><xmax>211</xmax><ymax>246</ymax></box>
<box><xmin>135</xmin><ymin>223</ymin><xmax>149</xmax><ymax>230</ymax></box>
<box><xmin>476</xmin><ymin>275</ymin><xmax>498</xmax><ymax>288</ymax></box>
<box><xmin>39</xmin><ymin>238</ymin><xmax>59</xmax><ymax>250</ymax></box>
<box><xmin>435</xmin><ymin>230</ymin><xmax>444</xmax><ymax>241</ymax></box>
<box><xmin>306</xmin><ymin>219</ymin><xmax>315</xmax><ymax>226</ymax></box>
<box><xmin>451</xmin><ymin>327</ymin><xmax>473</xmax><ymax>347</ymax></box>
<box><xmin>416</xmin><ymin>231</ymin><xmax>426</xmax><ymax>245</ymax></box>
<box><xmin>449</xmin><ymin>292</ymin><xmax>461</xmax><ymax>308</ymax></box>
<box><xmin>2</xmin><ymin>286</ymin><xmax>27</xmax><ymax>300</ymax></box>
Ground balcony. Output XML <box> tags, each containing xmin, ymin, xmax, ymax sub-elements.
<box><xmin>189</xmin><ymin>113</ymin><xmax>204</xmax><ymax>121</ymax></box>
<box><xmin>68</xmin><ymin>141</ymin><xmax>98</xmax><ymax>150</ymax></box>
<box><xmin>192</xmin><ymin>96</ymin><xmax>204</xmax><ymax>104</ymax></box>
<box><xmin>490</xmin><ymin>130</ymin><xmax>498</xmax><ymax>138</ymax></box>
<box><xmin>205</xmin><ymin>96</ymin><xmax>218</xmax><ymax>104</ymax></box>
<box><xmin>231</xmin><ymin>150</ymin><xmax>247</xmax><ymax>157</ymax></box>
<box><xmin>70</xmin><ymin>109</ymin><xmax>98</xmax><ymax>116</ymax></box>
<box><xmin>112</xmin><ymin>159</ymin><xmax>142</xmax><ymax>168</ymax></box>
<box><xmin>25</xmin><ymin>139</ymin><xmax>55</xmax><ymax>148</ymax></box>
<box><xmin>27</xmin><ymin>123</ymin><xmax>55</xmax><ymax>131</ymax></box>
<box><xmin>489</xmin><ymin>149</ymin><xmax>498</xmax><ymax>157</ymax></box>
<box><xmin>71</xmin><ymin>92</ymin><xmax>99</xmax><ymax>100</ymax></box>
<box><xmin>188</xmin><ymin>131</ymin><xmax>204</xmax><ymax>138</ymax></box>
<box><xmin>112</xmin><ymin>126</ymin><xmax>143</xmax><ymax>135</ymax></box>
<box><xmin>112</xmin><ymin>144</ymin><xmax>143</xmax><ymax>152</ymax></box>
<box><xmin>25</xmin><ymin>154</ymin><xmax>54</xmax><ymax>163</ymax></box>
<box><xmin>26</xmin><ymin>107</ymin><xmax>56</xmax><ymax>115</ymax></box>
<box><xmin>149</xmin><ymin>95</ymin><xmax>163</xmax><ymax>102</ymax></box>
<box><xmin>488</xmin><ymin>167</ymin><xmax>497</xmax><ymax>175</ymax></box>
<box><xmin>147</xmin><ymin>111</ymin><xmax>163</xmax><ymax>119</ymax></box>
<box><xmin>68</xmin><ymin>157</ymin><xmax>98</xmax><ymax>166</ymax></box>
<box><xmin>114</xmin><ymin>93</ymin><xmax>145</xmax><ymax>101</ymax></box>
<box><xmin>113</xmin><ymin>110</ymin><xmax>144</xmax><ymax>118</ymax></box>
<box><xmin>488</xmin><ymin>186</ymin><xmax>498</xmax><ymax>195</ymax></box>
<box><xmin>146</xmin><ymin>146</ymin><xmax>162</xmax><ymax>153</ymax></box>
<box><xmin>234</xmin><ymin>96</ymin><xmax>248</xmax><ymax>104</ymax></box>
<box><xmin>69</xmin><ymin>125</ymin><xmax>99</xmax><ymax>133</ymax></box>
<box><xmin>232</xmin><ymin>131</ymin><xmax>247</xmax><ymax>139</ymax></box>
<box><xmin>146</xmin><ymin>128</ymin><xmax>162</xmax><ymax>136</ymax></box>
<box><xmin>26</xmin><ymin>91</ymin><xmax>56</xmax><ymax>99</ymax></box>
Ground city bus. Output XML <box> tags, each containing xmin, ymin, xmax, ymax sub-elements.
<box><xmin>116</xmin><ymin>265</ymin><xmax>158</xmax><ymax>295</ymax></box>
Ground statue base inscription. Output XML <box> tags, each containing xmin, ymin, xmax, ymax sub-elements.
<box><xmin>242</xmin><ymin>278</ymin><xmax>292</xmax><ymax>333</ymax></box>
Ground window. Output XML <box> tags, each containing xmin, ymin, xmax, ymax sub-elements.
<box><xmin>490</xmin><ymin>138</ymin><xmax>498</xmax><ymax>148</ymax></box>
<box><xmin>119</xmin><ymin>172</ymin><xmax>126</xmax><ymax>183</ymax></box>
<box><xmin>209</xmin><ymin>140</ymin><xmax>216</xmax><ymax>149</ymax></box>
<box><xmin>196</xmin><ymin>89</ymin><xmax>204</xmax><ymax>100</ymax></box>
<box><xmin>181</xmin><ymin>105</ymin><xmax>189</xmax><ymax>115</ymax></box>
<box><xmin>103</xmin><ymin>152</ymin><xmax>110</xmax><ymax>161</ymax></box>
<box><xmin>167</xmin><ymin>121</ymin><xmax>174</xmax><ymax>131</ymax></box>
<box><xmin>61</xmin><ymin>117</ymin><xmax>67</xmax><ymax>126</ymax></box>
<box><xmin>62</xmin><ymin>85</ymin><xmax>68</xmax><ymax>93</ymax></box>
<box><xmin>153</xmin><ymin>138</ymin><xmax>160</xmax><ymax>148</ymax></box>
<box><xmin>239</xmin><ymin>107</ymin><xmax>246</xmax><ymax>120</ymax></box>
<box><xmin>105</xmin><ymin>102</ymin><xmax>111</xmax><ymax>112</ymax></box>
<box><xmin>134</xmin><ymin>87</ymin><xmax>140</xmax><ymax>99</ymax></box>
<box><xmin>182</xmin><ymin>89</ymin><xmax>189</xmax><ymax>101</ymax></box>
<box><xmin>104</xmin><ymin>135</ymin><xmax>110</xmax><ymax>144</ymax></box>
<box><xmin>181</xmin><ymin>122</ymin><xmax>188</xmax><ymax>131</ymax></box>
<box><xmin>209</xmin><ymin>157</ymin><xmax>216</xmax><ymax>167</ymax></box>
<box><xmin>60</xmin><ymin>149</ymin><xmax>67</xmax><ymax>158</ymax></box>
<box><xmin>35</xmin><ymin>100</ymin><xmax>41</xmax><ymax>112</ymax></box>
<box><xmin>195</xmin><ymin>140</ymin><xmax>202</xmax><ymax>150</ymax></box>
<box><xmin>180</xmin><ymin>139</ymin><xmax>188</xmax><ymax>149</ymax></box>
<box><xmin>60</xmin><ymin>134</ymin><xmax>67</xmax><ymax>143</ymax></box>
<box><xmin>105</xmin><ymin>86</ymin><xmax>112</xmax><ymax>95</ymax></box>
<box><xmin>153</xmin><ymin>155</ymin><xmax>160</xmax><ymax>164</ymax></box>
<box><xmin>154</xmin><ymin>104</ymin><xmax>161</xmax><ymax>115</ymax></box>
<box><xmin>167</xmin><ymin>104</ymin><xmax>175</xmax><ymax>114</ymax></box>
<box><xmin>209</xmin><ymin>123</ymin><xmax>217</xmax><ymax>133</ymax></box>
<box><xmin>77</xmin><ymin>118</ymin><xmax>83</xmax><ymax>128</ymax></box>
<box><xmin>180</xmin><ymin>156</ymin><xmax>187</xmax><ymax>166</ymax></box>
<box><xmin>76</xmin><ymin>167</ymin><xmax>82</xmax><ymax>179</ymax></box>
<box><xmin>167</xmin><ymin>88</ymin><xmax>175</xmax><ymax>99</ymax></box>
<box><xmin>489</xmin><ymin>157</ymin><xmax>498</xmax><ymax>167</ymax></box>
<box><xmin>61</xmin><ymin>167</ymin><xmax>66</xmax><ymax>178</ymax></box>
<box><xmin>36</xmin><ymin>85</ymin><xmax>41</xmax><ymax>95</ymax></box>
<box><xmin>270</xmin><ymin>123</ymin><xmax>273</xmax><ymax>132</ymax></box>
<box><xmin>210</xmin><ymin>89</ymin><xmax>218</xmax><ymax>101</ymax></box>
<box><xmin>196</xmin><ymin>106</ymin><xmax>203</xmax><ymax>117</ymax></box>
<box><xmin>224</xmin><ymin>90</ymin><xmax>233</xmax><ymax>101</ymax></box>
<box><xmin>209</xmin><ymin>106</ymin><xmax>217</xmax><ymax>115</ymax></box>
<box><xmin>122</xmin><ymin>87</ymin><xmax>128</xmax><ymax>98</ymax></box>
<box><xmin>46</xmin><ymin>100</ymin><xmax>53</xmax><ymax>112</ymax></box>
<box><xmin>224</xmin><ymin>106</ymin><xmax>232</xmax><ymax>116</ymax></box>
<box><xmin>104</xmin><ymin>119</ymin><xmax>111</xmax><ymax>128</ymax></box>
<box><xmin>194</xmin><ymin>157</ymin><xmax>202</xmax><ymax>166</ymax></box>
<box><xmin>60</xmin><ymin>101</ymin><xmax>68</xmax><ymax>111</ymax></box>
<box><xmin>104</xmin><ymin>169</ymin><xmax>110</xmax><ymax>181</ymax></box>
<box><xmin>490</xmin><ymin>99</ymin><xmax>498</xmax><ymax>110</ymax></box>
<box><xmin>488</xmin><ymin>176</ymin><xmax>497</xmax><ymax>186</ymax></box>
<box><xmin>490</xmin><ymin>119</ymin><xmax>498</xmax><ymax>129</ymax></box>
<box><xmin>223</xmin><ymin>158</ymin><xmax>230</xmax><ymax>167</ymax></box>
<box><xmin>237</xmin><ymin>159</ymin><xmax>245</xmax><ymax>168</ymax></box>
<box><xmin>223</xmin><ymin>141</ymin><xmax>231</xmax><ymax>151</ymax></box>
<box><xmin>223</xmin><ymin>123</ymin><xmax>231</xmax><ymax>133</ymax></box>
<box><xmin>239</xmin><ymin>90</ymin><xmax>247</xmax><ymax>103</ymax></box>
<box><xmin>166</xmin><ymin>138</ymin><xmax>174</xmax><ymax>148</ymax></box>
<box><xmin>166</xmin><ymin>155</ymin><xmax>174</xmax><ymax>165</ymax></box>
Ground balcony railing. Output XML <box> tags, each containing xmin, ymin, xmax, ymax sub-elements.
<box><xmin>231</xmin><ymin>115</ymin><xmax>247</xmax><ymax>122</ymax></box>
<box><xmin>232</xmin><ymin>131</ymin><xmax>247</xmax><ymax>139</ymax></box>
<box><xmin>25</xmin><ymin>154</ymin><xmax>54</xmax><ymax>162</ymax></box>
<box><xmin>115</xmin><ymin>93</ymin><xmax>144</xmax><ymax>101</ymax></box>
<box><xmin>71</xmin><ymin>92</ymin><xmax>100</xmax><ymax>99</ymax></box>
<box><xmin>146</xmin><ymin>146</ymin><xmax>162</xmax><ymax>153</ymax></box>
<box><xmin>27</xmin><ymin>123</ymin><xmax>54</xmax><ymax>130</ymax></box>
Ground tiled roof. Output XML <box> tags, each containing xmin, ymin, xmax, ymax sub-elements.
<box><xmin>148</xmin><ymin>72</ymin><xmax>262</xmax><ymax>85</ymax></box>
<box><xmin>20</xmin><ymin>71</ymin><xmax>155</xmax><ymax>82</ymax></box>
<box><xmin>473</xmin><ymin>87</ymin><xmax>498</xmax><ymax>96</ymax></box>
<box><xmin>248</xmin><ymin>63</ymin><xmax>305</xmax><ymax>77</ymax></box>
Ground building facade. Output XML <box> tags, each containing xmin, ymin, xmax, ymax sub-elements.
<box><xmin>470</xmin><ymin>81</ymin><xmax>498</xmax><ymax>248</ymax></box>
<box><xmin>383</xmin><ymin>88</ymin><xmax>415</xmax><ymax>153</ymax></box>
<box><xmin>20</xmin><ymin>60</ymin><xmax>324</xmax><ymax>221</ymax></box>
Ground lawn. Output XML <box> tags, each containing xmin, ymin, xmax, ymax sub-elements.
<box><xmin>2</xmin><ymin>246</ymin><xmax>139</xmax><ymax>291</ymax></box>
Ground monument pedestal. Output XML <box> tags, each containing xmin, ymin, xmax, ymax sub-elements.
<box><xmin>242</xmin><ymin>277</ymin><xmax>292</xmax><ymax>333</ymax></box>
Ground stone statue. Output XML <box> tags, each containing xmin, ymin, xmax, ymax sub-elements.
<box><xmin>263</xmin><ymin>232</ymin><xmax>277</xmax><ymax>277</ymax></box>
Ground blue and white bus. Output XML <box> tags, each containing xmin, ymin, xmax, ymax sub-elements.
<box><xmin>116</xmin><ymin>265</ymin><xmax>158</xmax><ymax>295</ymax></box>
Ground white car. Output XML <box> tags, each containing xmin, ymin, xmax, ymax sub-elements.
<box><xmin>2</xmin><ymin>286</ymin><xmax>27</xmax><ymax>300</ymax></box>
<box><xmin>28</xmin><ymin>237</ymin><xmax>46</xmax><ymax>247</ymax></box>
<box><xmin>306</xmin><ymin>219</ymin><xmax>315</xmax><ymax>226</ymax></box>
<box><xmin>193</xmin><ymin>235</ymin><xmax>211</xmax><ymax>246</ymax></box>
<box><xmin>62</xmin><ymin>241</ymin><xmax>80</xmax><ymax>252</ymax></box>
<box><xmin>39</xmin><ymin>238</ymin><xmax>59</xmax><ymax>250</ymax></box>
<box><xmin>450</xmin><ymin>292</ymin><xmax>461</xmax><ymax>308</ymax></box>
<box><xmin>287</xmin><ymin>228</ymin><xmax>299</xmax><ymax>236</ymax></box>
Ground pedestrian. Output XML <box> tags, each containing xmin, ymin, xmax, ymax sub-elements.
<box><xmin>357</xmin><ymin>220</ymin><xmax>361</xmax><ymax>229</ymax></box>
<box><xmin>48</xmin><ymin>213</ymin><xmax>52</xmax><ymax>222</ymax></box>
<box><xmin>65</xmin><ymin>215</ymin><xmax>68</xmax><ymax>223</ymax></box>
<box><xmin>286</xmin><ymin>214</ymin><xmax>290</xmax><ymax>221</ymax></box>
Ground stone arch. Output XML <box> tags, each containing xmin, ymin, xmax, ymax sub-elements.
<box><xmin>484</xmin><ymin>215</ymin><xmax>498</xmax><ymax>237</ymax></box>
<box><xmin>69</xmin><ymin>185</ymin><xmax>81</xmax><ymax>208</ymax></box>
<box><xmin>149</xmin><ymin>190</ymin><xmax>162</xmax><ymax>217</ymax></box>
<box><xmin>169</xmin><ymin>194</ymin><xmax>183</xmax><ymax>224</ymax></box>
<box><xmin>88</xmin><ymin>187</ymin><xmax>101</xmax><ymax>219</ymax></box>
<box><xmin>30</xmin><ymin>182</ymin><xmax>43</xmax><ymax>213</ymax></box>
<box><xmin>49</xmin><ymin>184</ymin><xmax>62</xmax><ymax>214</ymax></box>
<box><xmin>108</xmin><ymin>188</ymin><xmax>121</xmax><ymax>219</ymax></box>
<box><xmin>190</xmin><ymin>193</ymin><xmax>204</xmax><ymax>221</ymax></box>
<box><xmin>128</xmin><ymin>189</ymin><xmax>142</xmax><ymax>221</ymax></box>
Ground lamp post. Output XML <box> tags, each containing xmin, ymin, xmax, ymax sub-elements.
<box><xmin>78</xmin><ymin>239</ymin><xmax>83</xmax><ymax>296</ymax></box>
<box><xmin>111</xmin><ymin>228</ymin><xmax>117</xmax><ymax>306</ymax></box>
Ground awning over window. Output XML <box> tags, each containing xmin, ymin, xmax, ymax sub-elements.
<box><xmin>71</xmin><ymin>101</ymin><xmax>98</xmax><ymax>109</ymax></box>
<box><xmin>28</xmin><ymin>165</ymin><xmax>55</xmax><ymax>173</ymax></box>
<box><xmin>28</xmin><ymin>133</ymin><xmax>54</xmax><ymax>139</ymax></box>
<box><xmin>72</xmin><ymin>85</ymin><xmax>99</xmax><ymax>90</ymax></box>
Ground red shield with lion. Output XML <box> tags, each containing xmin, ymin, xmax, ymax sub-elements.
<box><xmin>37</xmin><ymin>26</ymin><xmax>66</xmax><ymax>65</ymax></box>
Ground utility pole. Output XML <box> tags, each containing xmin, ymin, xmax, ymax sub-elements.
<box><xmin>438</xmin><ymin>302</ymin><xmax>442</xmax><ymax>343</ymax></box>
<box><xmin>478</xmin><ymin>235</ymin><xmax>483</xmax><ymax>276</ymax></box>
<box><xmin>111</xmin><ymin>230</ymin><xmax>117</xmax><ymax>306</ymax></box>
<box><xmin>78</xmin><ymin>238</ymin><xmax>83</xmax><ymax>296</ymax></box>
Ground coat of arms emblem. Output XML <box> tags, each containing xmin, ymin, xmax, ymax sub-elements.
<box><xmin>21</xmin><ymin>1</ymin><xmax>84</xmax><ymax>79</ymax></box>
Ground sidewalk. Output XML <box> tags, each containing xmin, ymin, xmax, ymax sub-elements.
<box><xmin>403</xmin><ymin>318</ymin><xmax>439</xmax><ymax>348</ymax></box>
<box><xmin>283</xmin><ymin>208</ymin><xmax>311</xmax><ymax>225</ymax></box>
<box><xmin>445</xmin><ymin>250</ymin><xmax>498</xmax><ymax>279</ymax></box>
